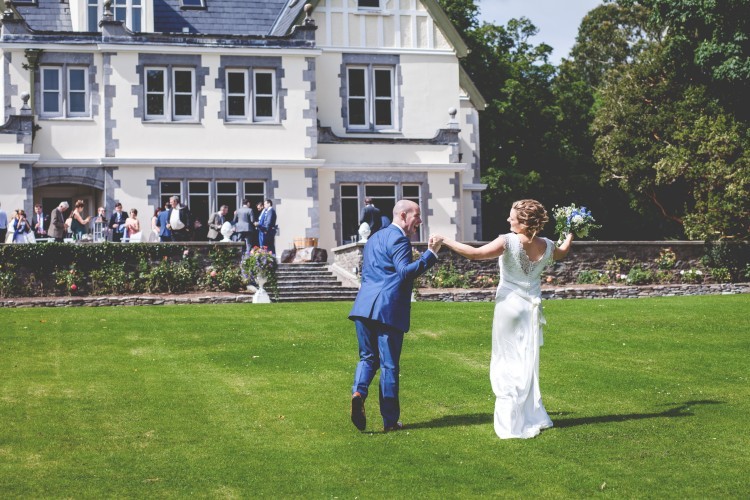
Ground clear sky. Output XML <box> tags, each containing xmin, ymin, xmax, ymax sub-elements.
<box><xmin>477</xmin><ymin>0</ymin><xmax>603</xmax><ymax>65</ymax></box>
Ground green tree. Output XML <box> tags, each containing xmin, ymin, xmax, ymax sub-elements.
<box><xmin>593</xmin><ymin>39</ymin><xmax>750</xmax><ymax>239</ymax></box>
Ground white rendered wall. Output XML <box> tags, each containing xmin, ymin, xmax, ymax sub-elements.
<box><xmin>108</xmin><ymin>52</ymin><xmax>311</xmax><ymax>161</ymax></box>
<box><xmin>111</xmin><ymin>164</ymin><xmax>155</xmax><ymax>236</ymax></box>
<box><xmin>316</xmin><ymin>169</ymin><xmax>337</xmax><ymax>251</ymax></box>
<box><xmin>0</xmin><ymin>163</ymin><xmax>28</xmax><ymax>214</ymax></box>
<box><xmin>273</xmin><ymin>167</ymin><xmax>314</xmax><ymax>253</ymax></box>
<box><xmin>313</xmin><ymin>0</ymin><xmax>451</xmax><ymax>51</ymax></box>
<box><xmin>427</xmin><ymin>170</ymin><xmax>459</xmax><ymax>239</ymax></box>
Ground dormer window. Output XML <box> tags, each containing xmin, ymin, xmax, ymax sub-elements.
<box><xmin>358</xmin><ymin>0</ymin><xmax>380</xmax><ymax>8</ymax></box>
<box><xmin>87</xmin><ymin>0</ymin><xmax>142</xmax><ymax>32</ymax></box>
<box><xmin>181</xmin><ymin>0</ymin><xmax>206</xmax><ymax>8</ymax></box>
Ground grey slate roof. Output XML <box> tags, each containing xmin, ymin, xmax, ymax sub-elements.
<box><xmin>270</xmin><ymin>0</ymin><xmax>307</xmax><ymax>36</ymax></box>
<box><xmin>14</xmin><ymin>0</ymin><xmax>73</xmax><ymax>32</ymax></box>
<box><xmin>153</xmin><ymin>0</ymin><xmax>289</xmax><ymax>35</ymax></box>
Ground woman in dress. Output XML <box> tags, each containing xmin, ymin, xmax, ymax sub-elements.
<box><xmin>124</xmin><ymin>208</ymin><xmax>141</xmax><ymax>241</ymax></box>
<box><xmin>149</xmin><ymin>207</ymin><xmax>161</xmax><ymax>242</ymax></box>
<box><xmin>433</xmin><ymin>199</ymin><xmax>574</xmax><ymax>439</ymax></box>
<box><xmin>11</xmin><ymin>209</ymin><xmax>32</xmax><ymax>243</ymax></box>
<box><xmin>70</xmin><ymin>200</ymin><xmax>92</xmax><ymax>239</ymax></box>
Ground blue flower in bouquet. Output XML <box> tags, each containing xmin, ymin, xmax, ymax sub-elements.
<box><xmin>553</xmin><ymin>204</ymin><xmax>601</xmax><ymax>241</ymax></box>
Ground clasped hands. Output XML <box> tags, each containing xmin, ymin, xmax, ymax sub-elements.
<box><xmin>428</xmin><ymin>233</ymin><xmax>444</xmax><ymax>253</ymax></box>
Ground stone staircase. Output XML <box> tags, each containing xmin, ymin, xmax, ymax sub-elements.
<box><xmin>275</xmin><ymin>263</ymin><xmax>359</xmax><ymax>302</ymax></box>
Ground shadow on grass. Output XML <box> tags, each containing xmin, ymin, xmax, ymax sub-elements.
<box><xmin>408</xmin><ymin>400</ymin><xmax>723</xmax><ymax>431</ymax></box>
<box><xmin>407</xmin><ymin>413</ymin><xmax>492</xmax><ymax>430</ymax></box>
<box><xmin>553</xmin><ymin>400</ymin><xmax>724</xmax><ymax>429</ymax></box>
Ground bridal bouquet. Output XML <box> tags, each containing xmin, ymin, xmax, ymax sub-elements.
<box><xmin>552</xmin><ymin>204</ymin><xmax>601</xmax><ymax>241</ymax></box>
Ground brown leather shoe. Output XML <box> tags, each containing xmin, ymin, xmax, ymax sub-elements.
<box><xmin>351</xmin><ymin>392</ymin><xmax>366</xmax><ymax>431</ymax></box>
<box><xmin>383</xmin><ymin>421</ymin><xmax>403</xmax><ymax>433</ymax></box>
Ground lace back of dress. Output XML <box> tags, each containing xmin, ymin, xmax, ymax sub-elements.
<box><xmin>500</xmin><ymin>233</ymin><xmax>552</xmax><ymax>285</ymax></box>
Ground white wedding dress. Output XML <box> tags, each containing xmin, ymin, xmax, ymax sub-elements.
<box><xmin>491</xmin><ymin>232</ymin><xmax>555</xmax><ymax>439</ymax></box>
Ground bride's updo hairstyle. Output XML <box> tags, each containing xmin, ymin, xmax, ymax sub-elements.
<box><xmin>512</xmin><ymin>199</ymin><xmax>549</xmax><ymax>239</ymax></box>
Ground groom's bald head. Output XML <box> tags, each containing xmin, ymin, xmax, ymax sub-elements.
<box><xmin>393</xmin><ymin>200</ymin><xmax>422</xmax><ymax>237</ymax></box>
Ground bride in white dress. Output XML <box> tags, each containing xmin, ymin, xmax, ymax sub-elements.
<box><xmin>433</xmin><ymin>199</ymin><xmax>574</xmax><ymax>439</ymax></box>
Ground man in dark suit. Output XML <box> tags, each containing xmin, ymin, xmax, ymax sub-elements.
<box><xmin>109</xmin><ymin>203</ymin><xmax>126</xmax><ymax>242</ymax></box>
<box><xmin>359</xmin><ymin>197</ymin><xmax>382</xmax><ymax>235</ymax></box>
<box><xmin>348</xmin><ymin>200</ymin><xmax>441</xmax><ymax>432</ymax></box>
<box><xmin>233</xmin><ymin>199</ymin><xmax>255</xmax><ymax>252</ymax></box>
<box><xmin>155</xmin><ymin>202</ymin><xmax>172</xmax><ymax>242</ymax></box>
<box><xmin>31</xmin><ymin>204</ymin><xmax>48</xmax><ymax>239</ymax></box>
<box><xmin>256</xmin><ymin>198</ymin><xmax>277</xmax><ymax>254</ymax></box>
<box><xmin>166</xmin><ymin>195</ymin><xmax>191</xmax><ymax>242</ymax></box>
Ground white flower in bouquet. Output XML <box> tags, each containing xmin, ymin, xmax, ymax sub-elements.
<box><xmin>552</xmin><ymin>204</ymin><xmax>601</xmax><ymax>244</ymax></box>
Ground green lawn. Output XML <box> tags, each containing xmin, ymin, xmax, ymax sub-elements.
<box><xmin>1</xmin><ymin>296</ymin><xmax>748</xmax><ymax>497</ymax></box>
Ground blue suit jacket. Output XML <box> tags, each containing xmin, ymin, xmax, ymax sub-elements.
<box><xmin>155</xmin><ymin>210</ymin><xmax>172</xmax><ymax>237</ymax></box>
<box><xmin>259</xmin><ymin>207</ymin><xmax>277</xmax><ymax>232</ymax></box>
<box><xmin>349</xmin><ymin>224</ymin><xmax>437</xmax><ymax>333</ymax></box>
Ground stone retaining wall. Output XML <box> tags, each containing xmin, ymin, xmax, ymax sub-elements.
<box><xmin>417</xmin><ymin>283</ymin><xmax>750</xmax><ymax>302</ymax></box>
<box><xmin>333</xmin><ymin>240</ymin><xmax>749</xmax><ymax>284</ymax></box>
<box><xmin>1</xmin><ymin>283</ymin><xmax>747</xmax><ymax>308</ymax></box>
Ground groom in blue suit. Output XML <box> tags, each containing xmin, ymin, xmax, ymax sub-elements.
<box><xmin>349</xmin><ymin>200</ymin><xmax>441</xmax><ymax>432</ymax></box>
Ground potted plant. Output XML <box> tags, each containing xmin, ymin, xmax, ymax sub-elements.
<box><xmin>241</xmin><ymin>247</ymin><xmax>278</xmax><ymax>303</ymax></box>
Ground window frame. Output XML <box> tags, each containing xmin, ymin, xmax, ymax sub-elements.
<box><xmin>172</xmin><ymin>67</ymin><xmax>196</xmax><ymax>121</ymax></box>
<box><xmin>39</xmin><ymin>64</ymin><xmax>91</xmax><ymax>119</ymax></box>
<box><xmin>181</xmin><ymin>0</ymin><xmax>207</xmax><ymax>9</ymax></box>
<box><xmin>40</xmin><ymin>66</ymin><xmax>62</xmax><ymax>118</ymax></box>
<box><xmin>345</xmin><ymin>64</ymin><xmax>396</xmax><ymax>132</ymax></box>
<box><xmin>225</xmin><ymin>69</ymin><xmax>249</xmax><ymax>121</ymax></box>
<box><xmin>252</xmin><ymin>69</ymin><xmax>277</xmax><ymax>122</ymax></box>
<box><xmin>143</xmin><ymin>66</ymin><xmax>198</xmax><ymax>122</ymax></box>
<box><xmin>67</xmin><ymin>67</ymin><xmax>89</xmax><ymax>117</ymax></box>
<box><xmin>223</xmin><ymin>67</ymin><xmax>279</xmax><ymax>124</ymax></box>
<box><xmin>357</xmin><ymin>0</ymin><xmax>381</xmax><ymax>9</ymax></box>
<box><xmin>145</xmin><ymin>66</ymin><xmax>167</xmax><ymax>121</ymax></box>
<box><xmin>88</xmin><ymin>0</ymin><xmax>143</xmax><ymax>32</ymax></box>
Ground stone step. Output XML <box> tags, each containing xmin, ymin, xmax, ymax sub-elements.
<box><xmin>272</xmin><ymin>262</ymin><xmax>359</xmax><ymax>302</ymax></box>
<box><xmin>276</xmin><ymin>291</ymin><xmax>358</xmax><ymax>302</ymax></box>
<box><xmin>276</xmin><ymin>271</ymin><xmax>338</xmax><ymax>278</ymax></box>
<box><xmin>276</xmin><ymin>273</ymin><xmax>340</xmax><ymax>279</ymax></box>
<box><xmin>278</xmin><ymin>282</ymin><xmax>343</xmax><ymax>289</ymax></box>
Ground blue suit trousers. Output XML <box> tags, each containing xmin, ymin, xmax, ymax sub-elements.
<box><xmin>352</xmin><ymin>318</ymin><xmax>404</xmax><ymax>428</ymax></box>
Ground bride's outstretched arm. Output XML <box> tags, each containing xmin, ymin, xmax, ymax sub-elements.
<box><xmin>553</xmin><ymin>233</ymin><xmax>574</xmax><ymax>261</ymax></box>
<box><xmin>430</xmin><ymin>234</ymin><xmax>506</xmax><ymax>261</ymax></box>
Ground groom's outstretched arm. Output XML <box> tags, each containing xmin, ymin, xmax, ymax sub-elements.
<box><xmin>391</xmin><ymin>236</ymin><xmax>437</xmax><ymax>281</ymax></box>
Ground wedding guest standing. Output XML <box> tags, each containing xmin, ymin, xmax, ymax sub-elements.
<box><xmin>348</xmin><ymin>200</ymin><xmax>441</xmax><ymax>432</ymax></box>
<box><xmin>70</xmin><ymin>200</ymin><xmax>92</xmax><ymax>239</ymax></box>
<box><xmin>359</xmin><ymin>197</ymin><xmax>382</xmax><ymax>235</ymax></box>
<box><xmin>207</xmin><ymin>205</ymin><xmax>229</xmax><ymax>242</ymax></box>
<box><xmin>109</xmin><ymin>203</ymin><xmax>126</xmax><ymax>242</ymax></box>
<box><xmin>167</xmin><ymin>195</ymin><xmax>191</xmax><ymax>242</ymax></box>
<box><xmin>149</xmin><ymin>208</ymin><xmax>161</xmax><ymax>242</ymax></box>
<box><xmin>48</xmin><ymin>201</ymin><xmax>69</xmax><ymax>243</ymax></box>
<box><xmin>0</xmin><ymin>202</ymin><xmax>7</xmax><ymax>243</ymax></box>
<box><xmin>155</xmin><ymin>202</ymin><xmax>172</xmax><ymax>242</ymax></box>
<box><xmin>10</xmin><ymin>209</ymin><xmax>33</xmax><ymax>243</ymax></box>
<box><xmin>256</xmin><ymin>199</ymin><xmax>277</xmax><ymax>254</ymax></box>
<box><xmin>233</xmin><ymin>199</ymin><xmax>255</xmax><ymax>251</ymax></box>
<box><xmin>31</xmin><ymin>204</ymin><xmax>48</xmax><ymax>239</ymax></box>
<box><xmin>124</xmin><ymin>208</ymin><xmax>141</xmax><ymax>240</ymax></box>
<box><xmin>433</xmin><ymin>199</ymin><xmax>574</xmax><ymax>439</ymax></box>
<box><xmin>93</xmin><ymin>206</ymin><xmax>107</xmax><ymax>225</ymax></box>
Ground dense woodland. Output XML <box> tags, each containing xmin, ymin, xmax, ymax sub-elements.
<box><xmin>439</xmin><ymin>0</ymin><xmax>750</xmax><ymax>241</ymax></box>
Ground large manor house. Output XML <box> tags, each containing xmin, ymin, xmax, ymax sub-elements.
<box><xmin>0</xmin><ymin>0</ymin><xmax>486</xmax><ymax>249</ymax></box>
